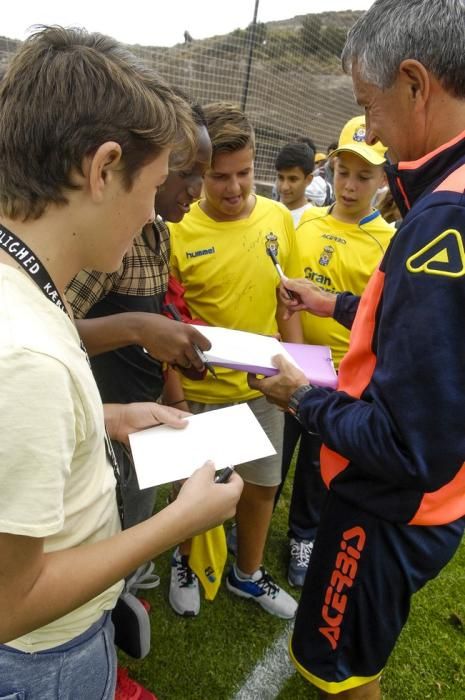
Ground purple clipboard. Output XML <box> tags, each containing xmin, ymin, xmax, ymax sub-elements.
<box><xmin>192</xmin><ymin>325</ymin><xmax>338</xmax><ymax>389</ymax></box>
<box><xmin>281</xmin><ymin>342</ymin><xmax>337</xmax><ymax>388</ymax></box>
<box><xmin>209</xmin><ymin>343</ymin><xmax>337</xmax><ymax>389</ymax></box>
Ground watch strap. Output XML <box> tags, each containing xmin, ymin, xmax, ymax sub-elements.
<box><xmin>288</xmin><ymin>384</ymin><xmax>313</xmax><ymax>417</ymax></box>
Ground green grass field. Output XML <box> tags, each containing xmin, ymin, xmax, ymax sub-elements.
<box><xmin>119</xmin><ymin>470</ymin><xmax>465</xmax><ymax>699</ymax></box>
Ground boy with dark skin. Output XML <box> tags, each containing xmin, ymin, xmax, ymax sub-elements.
<box><xmin>67</xmin><ymin>107</ymin><xmax>212</xmax><ymax>698</ymax></box>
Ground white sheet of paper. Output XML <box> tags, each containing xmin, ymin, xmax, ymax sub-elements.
<box><xmin>191</xmin><ymin>325</ymin><xmax>300</xmax><ymax>371</ymax></box>
<box><xmin>128</xmin><ymin>403</ymin><xmax>277</xmax><ymax>489</ymax></box>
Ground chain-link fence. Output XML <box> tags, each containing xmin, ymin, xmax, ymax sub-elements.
<box><xmin>0</xmin><ymin>7</ymin><xmax>363</xmax><ymax>190</ymax></box>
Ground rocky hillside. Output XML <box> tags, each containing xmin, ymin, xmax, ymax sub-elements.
<box><xmin>0</xmin><ymin>10</ymin><xmax>364</xmax><ymax>183</ymax></box>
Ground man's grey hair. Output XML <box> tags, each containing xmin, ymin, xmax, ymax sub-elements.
<box><xmin>342</xmin><ymin>0</ymin><xmax>465</xmax><ymax>97</ymax></box>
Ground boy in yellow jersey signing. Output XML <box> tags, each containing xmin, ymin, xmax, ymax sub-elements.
<box><xmin>281</xmin><ymin>116</ymin><xmax>395</xmax><ymax>587</ymax></box>
<box><xmin>169</xmin><ymin>102</ymin><xmax>302</xmax><ymax>619</ymax></box>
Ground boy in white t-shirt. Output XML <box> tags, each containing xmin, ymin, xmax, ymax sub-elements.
<box><xmin>275</xmin><ymin>142</ymin><xmax>315</xmax><ymax>227</ymax></box>
<box><xmin>0</xmin><ymin>26</ymin><xmax>242</xmax><ymax>700</ymax></box>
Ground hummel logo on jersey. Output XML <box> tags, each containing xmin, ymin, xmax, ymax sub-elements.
<box><xmin>186</xmin><ymin>246</ymin><xmax>216</xmax><ymax>259</ymax></box>
<box><xmin>406</xmin><ymin>229</ymin><xmax>465</xmax><ymax>277</ymax></box>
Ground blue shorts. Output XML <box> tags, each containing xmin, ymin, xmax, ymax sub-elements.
<box><xmin>0</xmin><ymin>612</ymin><xmax>116</xmax><ymax>700</ymax></box>
<box><xmin>290</xmin><ymin>490</ymin><xmax>465</xmax><ymax>694</ymax></box>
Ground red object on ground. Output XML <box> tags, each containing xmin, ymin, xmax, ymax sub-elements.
<box><xmin>115</xmin><ymin>667</ymin><xmax>158</xmax><ymax>700</ymax></box>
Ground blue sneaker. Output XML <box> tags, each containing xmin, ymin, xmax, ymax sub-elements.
<box><xmin>288</xmin><ymin>538</ymin><xmax>314</xmax><ymax>588</ymax></box>
<box><xmin>226</xmin><ymin>564</ymin><xmax>297</xmax><ymax>619</ymax></box>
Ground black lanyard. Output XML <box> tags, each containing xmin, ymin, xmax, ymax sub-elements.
<box><xmin>0</xmin><ymin>223</ymin><xmax>124</xmax><ymax>526</ymax></box>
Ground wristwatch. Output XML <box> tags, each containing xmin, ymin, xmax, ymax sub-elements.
<box><xmin>288</xmin><ymin>384</ymin><xmax>313</xmax><ymax>418</ymax></box>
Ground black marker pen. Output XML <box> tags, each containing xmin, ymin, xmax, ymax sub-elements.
<box><xmin>214</xmin><ymin>466</ymin><xmax>235</xmax><ymax>483</ymax></box>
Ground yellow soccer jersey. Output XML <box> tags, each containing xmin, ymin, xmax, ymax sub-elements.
<box><xmin>297</xmin><ymin>206</ymin><xmax>395</xmax><ymax>368</ymax></box>
<box><xmin>169</xmin><ymin>195</ymin><xmax>301</xmax><ymax>402</ymax></box>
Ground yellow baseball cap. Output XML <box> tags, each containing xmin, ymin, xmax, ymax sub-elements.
<box><xmin>314</xmin><ymin>151</ymin><xmax>327</xmax><ymax>164</ymax></box>
<box><xmin>332</xmin><ymin>115</ymin><xmax>386</xmax><ymax>165</ymax></box>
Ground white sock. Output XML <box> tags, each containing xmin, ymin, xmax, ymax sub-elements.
<box><xmin>234</xmin><ymin>564</ymin><xmax>262</xmax><ymax>581</ymax></box>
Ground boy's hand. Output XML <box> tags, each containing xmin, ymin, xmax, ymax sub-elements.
<box><xmin>139</xmin><ymin>315</ymin><xmax>211</xmax><ymax>371</ymax></box>
<box><xmin>175</xmin><ymin>461</ymin><xmax>243</xmax><ymax>534</ymax></box>
<box><xmin>278</xmin><ymin>278</ymin><xmax>337</xmax><ymax>320</ymax></box>
<box><xmin>104</xmin><ymin>402</ymin><xmax>190</xmax><ymax>445</ymax></box>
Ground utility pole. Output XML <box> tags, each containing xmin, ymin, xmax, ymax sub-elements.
<box><xmin>241</xmin><ymin>0</ymin><xmax>260</xmax><ymax>112</ymax></box>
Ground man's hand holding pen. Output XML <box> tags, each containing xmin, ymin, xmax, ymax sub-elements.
<box><xmin>278</xmin><ymin>278</ymin><xmax>337</xmax><ymax>320</ymax></box>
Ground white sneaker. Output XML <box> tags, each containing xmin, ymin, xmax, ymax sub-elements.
<box><xmin>226</xmin><ymin>565</ymin><xmax>297</xmax><ymax>619</ymax></box>
<box><xmin>169</xmin><ymin>547</ymin><xmax>200</xmax><ymax>617</ymax></box>
<box><xmin>126</xmin><ymin>561</ymin><xmax>160</xmax><ymax>595</ymax></box>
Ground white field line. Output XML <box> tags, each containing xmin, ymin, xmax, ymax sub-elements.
<box><xmin>232</xmin><ymin>622</ymin><xmax>295</xmax><ymax>700</ymax></box>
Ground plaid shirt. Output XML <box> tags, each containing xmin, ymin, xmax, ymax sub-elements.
<box><xmin>66</xmin><ymin>218</ymin><xmax>170</xmax><ymax>319</ymax></box>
